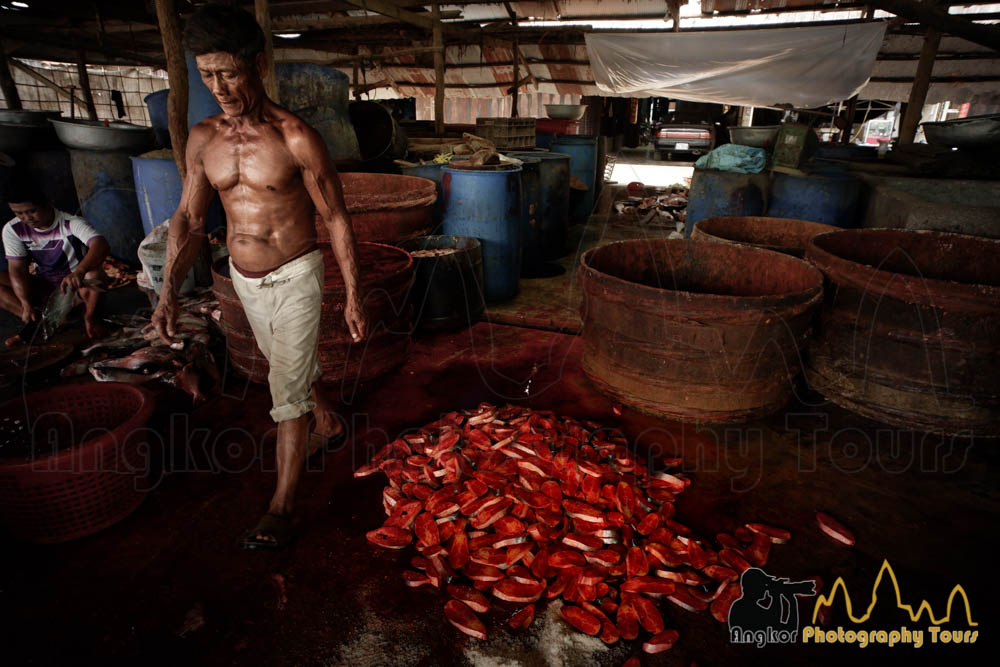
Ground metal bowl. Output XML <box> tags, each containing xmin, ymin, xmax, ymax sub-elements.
<box><xmin>50</xmin><ymin>119</ymin><xmax>154</xmax><ymax>152</ymax></box>
<box><xmin>0</xmin><ymin>109</ymin><xmax>62</xmax><ymax>126</ymax></box>
<box><xmin>921</xmin><ymin>113</ymin><xmax>1000</xmax><ymax>149</ymax></box>
<box><xmin>0</xmin><ymin>122</ymin><xmax>34</xmax><ymax>153</ymax></box>
<box><xmin>545</xmin><ymin>104</ymin><xmax>586</xmax><ymax>121</ymax></box>
<box><xmin>728</xmin><ymin>125</ymin><xmax>780</xmax><ymax>148</ymax></box>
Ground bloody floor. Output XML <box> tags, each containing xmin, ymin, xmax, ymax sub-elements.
<box><xmin>0</xmin><ymin>207</ymin><xmax>996</xmax><ymax>666</ymax></box>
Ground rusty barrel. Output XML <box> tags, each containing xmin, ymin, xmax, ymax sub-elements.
<box><xmin>317</xmin><ymin>173</ymin><xmax>436</xmax><ymax>244</ymax></box>
<box><xmin>579</xmin><ymin>239</ymin><xmax>824</xmax><ymax>423</ymax></box>
<box><xmin>211</xmin><ymin>242</ymin><xmax>414</xmax><ymax>386</ymax></box>
<box><xmin>805</xmin><ymin>229</ymin><xmax>1000</xmax><ymax>437</ymax></box>
<box><xmin>692</xmin><ymin>216</ymin><xmax>832</xmax><ymax>257</ymax></box>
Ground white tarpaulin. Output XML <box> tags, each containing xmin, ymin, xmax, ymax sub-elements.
<box><xmin>586</xmin><ymin>22</ymin><xmax>888</xmax><ymax>108</ymax></box>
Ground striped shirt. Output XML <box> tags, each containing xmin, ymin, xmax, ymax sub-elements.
<box><xmin>2</xmin><ymin>210</ymin><xmax>102</xmax><ymax>285</ymax></box>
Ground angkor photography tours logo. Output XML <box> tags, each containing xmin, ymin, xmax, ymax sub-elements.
<box><xmin>728</xmin><ymin>567</ymin><xmax>817</xmax><ymax>647</ymax></box>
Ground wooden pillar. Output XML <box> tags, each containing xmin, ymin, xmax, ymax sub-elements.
<box><xmin>0</xmin><ymin>36</ymin><xmax>21</xmax><ymax>110</ymax></box>
<box><xmin>511</xmin><ymin>37</ymin><xmax>519</xmax><ymax>118</ymax></box>
<box><xmin>255</xmin><ymin>0</ymin><xmax>280</xmax><ymax>103</ymax></box>
<box><xmin>75</xmin><ymin>50</ymin><xmax>98</xmax><ymax>120</ymax></box>
<box><xmin>432</xmin><ymin>2</ymin><xmax>445</xmax><ymax>136</ymax></box>
<box><xmin>840</xmin><ymin>94</ymin><xmax>858</xmax><ymax>144</ymax></box>
<box><xmin>899</xmin><ymin>27</ymin><xmax>940</xmax><ymax>145</ymax></box>
<box><xmin>154</xmin><ymin>0</ymin><xmax>188</xmax><ymax>179</ymax></box>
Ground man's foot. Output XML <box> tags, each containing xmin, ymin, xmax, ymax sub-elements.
<box><xmin>239</xmin><ymin>512</ymin><xmax>293</xmax><ymax>551</ymax></box>
<box><xmin>84</xmin><ymin>318</ymin><xmax>109</xmax><ymax>339</ymax></box>
<box><xmin>306</xmin><ymin>412</ymin><xmax>347</xmax><ymax>458</ymax></box>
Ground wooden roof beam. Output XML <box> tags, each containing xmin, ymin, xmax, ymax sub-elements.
<box><xmin>336</xmin><ymin>0</ymin><xmax>482</xmax><ymax>43</ymax></box>
<box><xmin>870</xmin><ymin>0</ymin><xmax>1000</xmax><ymax>50</ymax></box>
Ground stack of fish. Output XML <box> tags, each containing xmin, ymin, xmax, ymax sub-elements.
<box><xmin>612</xmin><ymin>184</ymin><xmax>689</xmax><ymax>233</ymax></box>
<box><xmin>61</xmin><ymin>293</ymin><xmax>221</xmax><ymax>403</ymax></box>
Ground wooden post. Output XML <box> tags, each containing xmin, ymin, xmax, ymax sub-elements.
<box><xmin>154</xmin><ymin>0</ymin><xmax>188</xmax><ymax>179</ymax></box>
<box><xmin>511</xmin><ymin>37</ymin><xmax>519</xmax><ymax>118</ymax></box>
<box><xmin>898</xmin><ymin>27</ymin><xmax>940</xmax><ymax>145</ymax></box>
<box><xmin>75</xmin><ymin>50</ymin><xmax>98</xmax><ymax>120</ymax></box>
<box><xmin>255</xmin><ymin>0</ymin><xmax>280</xmax><ymax>104</ymax></box>
<box><xmin>432</xmin><ymin>2</ymin><xmax>445</xmax><ymax>136</ymax></box>
<box><xmin>0</xmin><ymin>37</ymin><xmax>21</xmax><ymax>110</ymax></box>
<box><xmin>840</xmin><ymin>94</ymin><xmax>858</xmax><ymax>144</ymax></box>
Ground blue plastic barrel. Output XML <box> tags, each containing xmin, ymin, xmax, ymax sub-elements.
<box><xmin>274</xmin><ymin>63</ymin><xmax>361</xmax><ymax>161</ymax></box>
<box><xmin>768</xmin><ymin>171</ymin><xmax>861</xmax><ymax>228</ymax></box>
<box><xmin>441</xmin><ymin>164</ymin><xmax>522</xmax><ymax>302</ymax></box>
<box><xmin>400</xmin><ymin>161</ymin><xmax>447</xmax><ymax>229</ymax></box>
<box><xmin>507</xmin><ymin>152</ymin><xmax>571</xmax><ymax>261</ymax></box>
<box><xmin>131</xmin><ymin>153</ymin><xmax>225</xmax><ymax>235</ymax></box>
<box><xmin>186</xmin><ymin>54</ymin><xmax>222</xmax><ymax>129</ymax></box>
<box><xmin>550</xmin><ymin>136</ymin><xmax>597</xmax><ymax>223</ymax></box>
<box><xmin>144</xmin><ymin>89</ymin><xmax>170</xmax><ymax>148</ymax></box>
<box><xmin>68</xmin><ymin>149</ymin><xmax>145</xmax><ymax>265</ymax></box>
<box><xmin>686</xmin><ymin>168</ymin><xmax>766</xmax><ymax>236</ymax></box>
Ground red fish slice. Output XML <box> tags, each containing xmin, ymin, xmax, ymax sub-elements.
<box><xmin>508</xmin><ymin>604</ymin><xmax>535</xmax><ymax>630</ymax></box>
<box><xmin>561</xmin><ymin>605</ymin><xmax>601</xmax><ymax>636</ymax></box>
<box><xmin>816</xmin><ymin>512</ymin><xmax>855</xmax><ymax>546</ymax></box>
<box><xmin>447</xmin><ymin>584</ymin><xmax>491</xmax><ymax>614</ymax></box>
<box><xmin>366</xmin><ymin>526</ymin><xmax>412</xmax><ymax>549</ymax></box>
<box><xmin>642</xmin><ymin>629</ymin><xmax>679</xmax><ymax>654</ymax></box>
<box><xmin>444</xmin><ymin>600</ymin><xmax>487</xmax><ymax>640</ymax></box>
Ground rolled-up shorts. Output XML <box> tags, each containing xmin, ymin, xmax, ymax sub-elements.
<box><xmin>229</xmin><ymin>249</ymin><xmax>324</xmax><ymax>422</ymax></box>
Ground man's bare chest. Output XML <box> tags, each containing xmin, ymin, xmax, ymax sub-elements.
<box><xmin>202</xmin><ymin>134</ymin><xmax>300</xmax><ymax>193</ymax></box>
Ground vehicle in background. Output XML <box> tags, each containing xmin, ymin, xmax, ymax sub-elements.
<box><xmin>652</xmin><ymin>101</ymin><xmax>717</xmax><ymax>160</ymax></box>
<box><xmin>860</xmin><ymin>117</ymin><xmax>894</xmax><ymax>146</ymax></box>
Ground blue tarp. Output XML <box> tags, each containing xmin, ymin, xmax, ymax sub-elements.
<box><xmin>695</xmin><ymin>145</ymin><xmax>768</xmax><ymax>174</ymax></box>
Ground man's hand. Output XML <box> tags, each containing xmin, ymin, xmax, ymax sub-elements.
<box><xmin>60</xmin><ymin>270</ymin><xmax>83</xmax><ymax>294</ymax></box>
<box><xmin>19</xmin><ymin>300</ymin><xmax>38</xmax><ymax>324</ymax></box>
<box><xmin>151</xmin><ymin>295</ymin><xmax>179</xmax><ymax>344</ymax></box>
<box><xmin>344</xmin><ymin>294</ymin><xmax>367</xmax><ymax>342</ymax></box>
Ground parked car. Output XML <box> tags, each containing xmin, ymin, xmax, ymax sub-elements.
<box><xmin>653</xmin><ymin>102</ymin><xmax>717</xmax><ymax>160</ymax></box>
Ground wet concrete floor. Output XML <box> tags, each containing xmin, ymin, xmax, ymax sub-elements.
<box><xmin>1</xmin><ymin>317</ymin><xmax>996</xmax><ymax>666</ymax></box>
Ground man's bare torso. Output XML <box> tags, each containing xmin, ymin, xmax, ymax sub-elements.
<box><xmin>198</xmin><ymin>103</ymin><xmax>317</xmax><ymax>273</ymax></box>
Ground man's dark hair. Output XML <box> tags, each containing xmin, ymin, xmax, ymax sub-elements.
<box><xmin>4</xmin><ymin>173</ymin><xmax>47</xmax><ymax>206</ymax></box>
<box><xmin>183</xmin><ymin>4</ymin><xmax>266</xmax><ymax>69</ymax></box>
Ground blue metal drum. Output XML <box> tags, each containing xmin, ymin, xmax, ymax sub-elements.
<box><xmin>506</xmin><ymin>152</ymin><xmax>570</xmax><ymax>261</ymax></box>
<box><xmin>274</xmin><ymin>63</ymin><xmax>361</xmax><ymax>161</ymax></box>
<box><xmin>686</xmin><ymin>167</ymin><xmax>766</xmax><ymax>236</ymax></box>
<box><xmin>144</xmin><ymin>89</ymin><xmax>170</xmax><ymax>148</ymax></box>
<box><xmin>768</xmin><ymin>171</ymin><xmax>861</xmax><ymax>228</ymax></box>
<box><xmin>441</xmin><ymin>164</ymin><xmax>522</xmax><ymax>302</ymax></box>
<box><xmin>131</xmin><ymin>154</ymin><xmax>225</xmax><ymax>235</ymax></box>
<box><xmin>550</xmin><ymin>136</ymin><xmax>597</xmax><ymax>223</ymax></box>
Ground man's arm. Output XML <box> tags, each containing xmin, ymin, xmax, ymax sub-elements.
<box><xmin>151</xmin><ymin>124</ymin><xmax>217</xmax><ymax>342</ymax></box>
<box><xmin>60</xmin><ymin>236</ymin><xmax>109</xmax><ymax>293</ymax></box>
<box><xmin>7</xmin><ymin>258</ymin><xmax>36</xmax><ymax>323</ymax></box>
<box><xmin>287</xmin><ymin>121</ymin><xmax>367</xmax><ymax>341</ymax></box>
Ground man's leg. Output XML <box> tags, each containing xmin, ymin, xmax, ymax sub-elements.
<box><xmin>268</xmin><ymin>413</ymin><xmax>310</xmax><ymax>516</ymax></box>
<box><xmin>0</xmin><ymin>271</ymin><xmax>22</xmax><ymax>316</ymax></box>
<box><xmin>311</xmin><ymin>383</ymin><xmax>343</xmax><ymax>442</ymax></box>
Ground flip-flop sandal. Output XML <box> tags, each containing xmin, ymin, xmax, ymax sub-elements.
<box><xmin>307</xmin><ymin>412</ymin><xmax>349</xmax><ymax>459</ymax></box>
<box><xmin>239</xmin><ymin>512</ymin><xmax>293</xmax><ymax>551</ymax></box>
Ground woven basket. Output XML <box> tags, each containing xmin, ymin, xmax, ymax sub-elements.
<box><xmin>0</xmin><ymin>383</ymin><xmax>155</xmax><ymax>543</ymax></box>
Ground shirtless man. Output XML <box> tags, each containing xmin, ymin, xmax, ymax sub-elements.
<box><xmin>152</xmin><ymin>5</ymin><xmax>367</xmax><ymax>550</ymax></box>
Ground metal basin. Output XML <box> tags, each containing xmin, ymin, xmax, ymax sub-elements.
<box><xmin>921</xmin><ymin>113</ymin><xmax>1000</xmax><ymax>149</ymax></box>
<box><xmin>806</xmin><ymin>228</ymin><xmax>1000</xmax><ymax>437</ymax></box>
<box><xmin>692</xmin><ymin>216</ymin><xmax>832</xmax><ymax>257</ymax></box>
<box><xmin>728</xmin><ymin>125</ymin><xmax>780</xmax><ymax>147</ymax></box>
<box><xmin>0</xmin><ymin>109</ymin><xmax>61</xmax><ymax>125</ymax></box>
<box><xmin>318</xmin><ymin>172</ymin><xmax>437</xmax><ymax>243</ymax></box>
<box><xmin>579</xmin><ymin>239</ymin><xmax>824</xmax><ymax>423</ymax></box>
<box><xmin>50</xmin><ymin>119</ymin><xmax>154</xmax><ymax>152</ymax></box>
<box><xmin>545</xmin><ymin>104</ymin><xmax>586</xmax><ymax>121</ymax></box>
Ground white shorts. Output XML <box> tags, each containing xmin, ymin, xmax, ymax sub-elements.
<box><xmin>229</xmin><ymin>249</ymin><xmax>324</xmax><ymax>422</ymax></box>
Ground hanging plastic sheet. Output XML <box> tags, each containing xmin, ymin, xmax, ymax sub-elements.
<box><xmin>586</xmin><ymin>22</ymin><xmax>887</xmax><ymax>108</ymax></box>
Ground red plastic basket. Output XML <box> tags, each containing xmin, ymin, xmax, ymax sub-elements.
<box><xmin>0</xmin><ymin>383</ymin><xmax>155</xmax><ymax>543</ymax></box>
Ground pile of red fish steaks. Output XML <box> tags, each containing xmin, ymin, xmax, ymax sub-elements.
<box><xmin>356</xmin><ymin>403</ymin><xmax>793</xmax><ymax>658</ymax></box>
